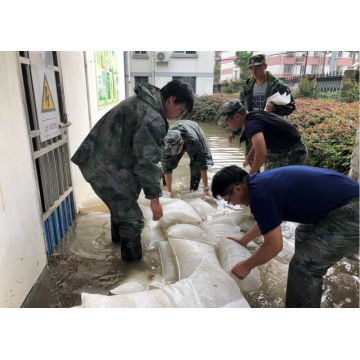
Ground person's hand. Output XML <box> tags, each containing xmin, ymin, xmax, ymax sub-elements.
<box><xmin>265</xmin><ymin>101</ymin><xmax>276</xmax><ymax>112</ymax></box>
<box><xmin>150</xmin><ymin>198</ymin><xmax>163</xmax><ymax>221</ymax></box>
<box><xmin>243</xmin><ymin>159</ymin><xmax>249</xmax><ymax>168</ymax></box>
<box><xmin>203</xmin><ymin>189</ymin><xmax>211</xmax><ymax>197</ymax></box>
<box><xmin>231</xmin><ymin>261</ymin><xmax>251</xmax><ymax>280</ymax></box>
<box><xmin>228</xmin><ymin>133</ymin><xmax>236</xmax><ymax>143</ymax></box>
<box><xmin>226</xmin><ymin>236</ymin><xmax>248</xmax><ymax>248</ymax></box>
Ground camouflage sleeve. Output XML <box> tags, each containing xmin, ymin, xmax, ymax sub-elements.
<box><xmin>161</xmin><ymin>154</ymin><xmax>176</xmax><ymax>174</ymax></box>
<box><xmin>272</xmin><ymin>84</ymin><xmax>296</xmax><ymax>116</ymax></box>
<box><xmin>231</xmin><ymin>89</ymin><xmax>247</xmax><ymax>135</ymax></box>
<box><xmin>191</xmin><ymin>151</ymin><xmax>209</xmax><ymax>171</ymax></box>
<box><xmin>133</xmin><ymin>116</ymin><xmax>165</xmax><ymax>200</ymax></box>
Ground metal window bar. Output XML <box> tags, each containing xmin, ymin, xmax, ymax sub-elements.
<box><xmin>18</xmin><ymin>51</ymin><xmax>76</xmax><ymax>256</ymax></box>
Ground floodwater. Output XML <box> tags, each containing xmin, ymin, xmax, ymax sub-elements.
<box><xmin>23</xmin><ymin>121</ymin><xmax>359</xmax><ymax>308</ymax></box>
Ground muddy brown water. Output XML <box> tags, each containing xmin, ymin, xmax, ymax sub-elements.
<box><xmin>23</xmin><ymin>121</ymin><xmax>359</xmax><ymax>308</ymax></box>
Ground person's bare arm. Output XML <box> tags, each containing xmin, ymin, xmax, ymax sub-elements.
<box><xmin>231</xmin><ymin>225</ymin><xmax>283</xmax><ymax>280</ymax></box>
<box><xmin>249</xmin><ymin>132</ymin><xmax>267</xmax><ymax>174</ymax></box>
<box><xmin>165</xmin><ymin>173</ymin><xmax>172</xmax><ymax>194</ymax></box>
<box><xmin>227</xmin><ymin>222</ymin><xmax>261</xmax><ymax>247</ymax></box>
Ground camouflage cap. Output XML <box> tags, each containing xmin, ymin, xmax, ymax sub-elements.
<box><xmin>248</xmin><ymin>54</ymin><xmax>266</xmax><ymax>68</ymax></box>
<box><xmin>218</xmin><ymin>99</ymin><xmax>245</xmax><ymax>127</ymax></box>
<box><xmin>163</xmin><ymin>130</ymin><xmax>182</xmax><ymax>155</ymax></box>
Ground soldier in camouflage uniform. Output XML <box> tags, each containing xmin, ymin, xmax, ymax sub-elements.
<box><xmin>229</xmin><ymin>54</ymin><xmax>296</xmax><ymax>155</ymax></box>
<box><xmin>71</xmin><ymin>80</ymin><xmax>194</xmax><ymax>261</ymax></box>
<box><xmin>218</xmin><ymin>99</ymin><xmax>307</xmax><ymax>174</ymax></box>
<box><xmin>161</xmin><ymin>120</ymin><xmax>214</xmax><ymax>195</ymax></box>
<box><xmin>211</xmin><ymin>165</ymin><xmax>359</xmax><ymax>308</ymax></box>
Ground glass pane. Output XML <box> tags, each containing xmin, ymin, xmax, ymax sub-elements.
<box><xmin>28</xmin><ymin>51</ymin><xmax>54</xmax><ymax>67</ymax></box>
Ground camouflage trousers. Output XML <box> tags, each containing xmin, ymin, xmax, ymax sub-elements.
<box><xmin>285</xmin><ymin>197</ymin><xmax>359</xmax><ymax>308</ymax></box>
<box><xmin>265</xmin><ymin>139</ymin><xmax>308</xmax><ymax>171</ymax></box>
<box><xmin>88</xmin><ymin>169</ymin><xmax>144</xmax><ymax>238</ymax></box>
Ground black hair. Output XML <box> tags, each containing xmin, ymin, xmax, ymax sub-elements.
<box><xmin>211</xmin><ymin>165</ymin><xmax>248</xmax><ymax>200</ymax></box>
<box><xmin>160</xmin><ymin>79</ymin><xmax>195</xmax><ymax>113</ymax></box>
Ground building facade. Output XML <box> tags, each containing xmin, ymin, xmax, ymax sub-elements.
<box><xmin>220</xmin><ymin>51</ymin><xmax>359</xmax><ymax>81</ymax></box>
<box><xmin>129</xmin><ymin>51</ymin><xmax>214</xmax><ymax>95</ymax></box>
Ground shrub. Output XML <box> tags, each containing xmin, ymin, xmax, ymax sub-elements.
<box><xmin>184</xmin><ymin>93</ymin><xmax>240</xmax><ymax>123</ymax></box>
<box><xmin>288</xmin><ymin>99</ymin><xmax>359</xmax><ymax>173</ymax></box>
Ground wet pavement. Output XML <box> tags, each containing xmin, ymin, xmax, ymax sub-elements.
<box><xmin>22</xmin><ymin>121</ymin><xmax>359</xmax><ymax>308</ymax></box>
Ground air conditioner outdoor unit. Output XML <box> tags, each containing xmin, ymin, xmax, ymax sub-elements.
<box><xmin>156</xmin><ymin>51</ymin><xmax>170</xmax><ymax>62</ymax></box>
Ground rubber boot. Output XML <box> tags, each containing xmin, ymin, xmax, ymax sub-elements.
<box><xmin>121</xmin><ymin>233</ymin><xmax>142</xmax><ymax>261</ymax></box>
<box><xmin>111</xmin><ymin>217</ymin><xmax>121</xmax><ymax>243</ymax></box>
<box><xmin>190</xmin><ymin>175</ymin><xmax>201</xmax><ymax>191</ymax></box>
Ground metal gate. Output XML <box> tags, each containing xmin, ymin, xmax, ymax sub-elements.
<box><xmin>18</xmin><ymin>51</ymin><xmax>76</xmax><ymax>257</ymax></box>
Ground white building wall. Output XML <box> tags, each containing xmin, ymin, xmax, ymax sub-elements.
<box><xmin>130</xmin><ymin>51</ymin><xmax>214</xmax><ymax>95</ymax></box>
<box><xmin>0</xmin><ymin>51</ymin><xmax>47</xmax><ymax>308</ymax></box>
<box><xmin>61</xmin><ymin>51</ymin><xmax>126</xmax><ymax>211</ymax></box>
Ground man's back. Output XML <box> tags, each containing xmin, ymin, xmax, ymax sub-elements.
<box><xmin>72</xmin><ymin>84</ymin><xmax>167</xmax><ymax>181</ymax></box>
<box><xmin>249</xmin><ymin>166</ymin><xmax>359</xmax><ymax>234</ymax></box>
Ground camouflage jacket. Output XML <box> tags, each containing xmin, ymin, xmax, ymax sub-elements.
<box><xmin>240</xmin><ymin>71</ymin><xmax>296</xmax><ymax>115</ymax></box>
<box><xmin>161</xmin><ymin>120</ymin><xmax>214</xmax><ymax>174</ymax></box>
<box><xmin>71</xmin><ymin>84</ymin><xmax>169</xmax><ymax>200</ymax></box>
<box><xmin>235</xmin><ymin>71</ymin><xmax>296</xmax><ymax>137</ymax></box>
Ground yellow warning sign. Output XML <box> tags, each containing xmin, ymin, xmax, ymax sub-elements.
<box><xmin>41</xmin><ymin>74</ymin><xmax>56</xmax><ymax>113</ymax></box>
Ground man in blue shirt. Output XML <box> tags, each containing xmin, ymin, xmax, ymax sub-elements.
<box><xmin>211</xmin><ymin>165</ymin><xmax>359</xmax><ymax>307</ymax></box>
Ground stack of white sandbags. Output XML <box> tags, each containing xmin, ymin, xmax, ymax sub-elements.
<box><xmin>81</xmin><ymin>257</ymin><xmax>249</xmax><ymax>308</ymax></box>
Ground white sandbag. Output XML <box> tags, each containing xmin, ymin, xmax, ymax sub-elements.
<box><xmin>202</xmin><ymin>217</ymin><xmax>243</xmax><ymax>245</ymax></box>
<box><xmin>139</xmin><ymin>204</ymin><xmax>153</xmax><ymax>222</ymax></box>
<box><xmin>110</xmin><ymin>282</ymin><xmax>145</xmax><ymax>295</ymax></box>
<box><xmin>142</xmin><ymin>226</ymin><xmax>168</xmax><ymax>250</ymax></box>
<box><xmin>81</xmin><ymin>257</ymin><xmax>244</xmax><ymax>308</ymax></box>
<box><xmin>180</xmin><ymin>191</ymin><xmax>206</xmax><ymax>200</ymax></box>
<box><xmin>138</xmin><ymin>196</ymin><xmax>179</xmax><ymax>207</ymax></box>
<box><xmin>220</xmin><ymin>298</ymin><xmax>250</xmax><ymax>308</ymax></box>
<box><xmin>218</xmin><ymin>238</ymin><xmax>260</xmax><ymax>292</ymax></box>
<box><xmin>79</xmin><ymin>193</ymin><xmax>109</xmax><ymax>213</ymax></box>
<box><xmin>203</xmin><ymin>216</ymin><xmax>237</xmax><ymax>227</ymax></box>
<box><xmin>188</xmin><ymin>256</ymin><xmax>245</xmax><ymax>308</ymax></box>
<box><xmin>226</xmin><ymin>211</ymin><xmax>248</xmax><ymax>225</ymax></box>
<box><xmin>169</xmin><ymin>239</ymin><xmax>220</xmax><ymax>280</ymax></box>
<box><xmin>160</xmin><ymin>200</ymin><xmax>202</xmax><ymax>229</ymax></box>
<box><xmin>165</xmin><ymin>224</ymin><xmax>215</xmax><ymax>245</ymax></box>
<box><xmin>158</xmin><ymin>241</ymin><xmax>178</xmax><ymax>284</ymax></box>
<box><xmin>185</xmin><ymin>198</ymin><xmax>217</xmax><ymax>220</ymax></box>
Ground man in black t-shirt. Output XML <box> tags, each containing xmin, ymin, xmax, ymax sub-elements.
<box><xmin>218</xmin><ymin>99</ymin><xmax>307</xmax><ymax>174</ymax></box>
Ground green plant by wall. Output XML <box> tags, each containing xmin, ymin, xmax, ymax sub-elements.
<box><xmin>341</xmin><ymin>79</ymin><xmax>360</xmax><ymax>103</ymax></box>
<box><xmin>234</xmin><ymin>51</ymin><xmax>253</xmax><ymax>81</ymax></box>
<box><xmin>295</xmin><ymin>75</ymin><xmax>320</xmax><ymax>99</ymax></box>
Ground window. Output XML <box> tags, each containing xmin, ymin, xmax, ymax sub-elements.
<box><xmin>135</xmin><ymin>77</ymin><xmax>148</xmax><ymax>86</ymax></box>
<box><xmin>284</xmin><ymin>65</ymin><xmax>293</xmax><ymax>74</ymax></box>
<box><xmin>133</xmin><ymin>51</ymin><xmax>148</xmax><ymax>58</ymax></box>
<box><xmin>336</xmin><ymin>66</ymin><xmax>342</xmax><ymax>73</ymax></box>
<box><xmin>312</xmin><ymin>66</ymin><xmax>318</xmax><ymax>74</ymax></box>
<box><xmin>172</xmin><ymin>51</ymin><xmax>197</xmax><ymax>57</ymax></box>
<box><xmin>215</xmin><ymin>51</ymin><xmax>221</xmax><ymax>57</ymax></box>
<box><xmin>314</xmin><ymin>51</ymin><xmax>320</xmax><ymax>57</ymax></box>
<box><xmin>338</xmin><ymin>51</ymin><xmax>343</xmax><ymax>58</ymax></box>
<box><xmin>173</xmin><ymin>76</ymin><xmax>196</xmax><ymax>93</ymax></box>
<box><xmin>300</xmin><ymin>65</ymin><xmax>306</xmax><ymax>74</ymax></box>
<box><xmin>349</xmin><ymin>51</ymin><xmax>353</xmax><ymax>58</ymax></box>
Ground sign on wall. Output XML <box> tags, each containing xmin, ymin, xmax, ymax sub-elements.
<box><xmin>94</xmin><ymin>51</ymin><xmax>120</xmax><ymax>110</ymax></box>
<box><xmin>29</xmin><ymin>51</ymin><xmax>61</xmax><ymax>142</ymax></box>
